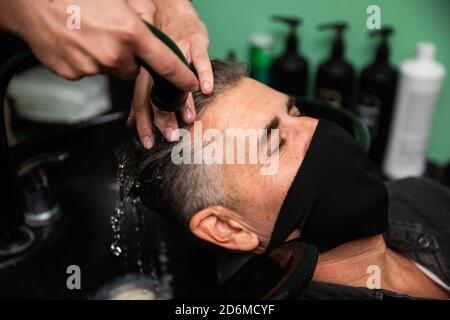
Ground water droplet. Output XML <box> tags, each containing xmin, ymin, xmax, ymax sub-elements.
<box><xmin>111</xmin><ymin>158</ymin><xmax>174</xmax><ymax>298</ymax></box>
<box><xmin>110</xmin><ymin>242</ymin><xmax>122</xmax><ymax>256</ymax></box>
<box><xmin>159</xmin><ymin>254</ymin><xmax>169</xmax><ymax>264</ymax></box>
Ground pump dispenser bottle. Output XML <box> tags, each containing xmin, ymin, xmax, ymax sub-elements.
<box><xmin>314</xmin><ymin>22</ymin><xmax>354</xmax><ymax>109</ymax></box>
<box><xmin>249</xmin><ymin>33</ymin><xmax>273</xmax><ymax>85</ymax></box>
<box><xmin>270</xmin><ymin>16</ymin><xmax>308</xmax><ymax>97</ymax></box>
<box><xmin>383</xmin><ymin>42</ymin><xmax>446</xmax><ymax>179</ymax></box>
<box><xmin>356</xmin><ymin>27</ymin><xmax>398</xmax><ymax>168</ymax></box>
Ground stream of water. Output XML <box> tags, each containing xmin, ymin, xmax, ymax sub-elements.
<box><xmin>109</xmin><ymin>159</ymin><xmax>172</xmax><ymax>299</ymax></box>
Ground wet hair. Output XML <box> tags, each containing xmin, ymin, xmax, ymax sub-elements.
<box><xmin>120</xmin><ymin>60</ymin><xmax>248</xmax><ymax>235</ymax></box>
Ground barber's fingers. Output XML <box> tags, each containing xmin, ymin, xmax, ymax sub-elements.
<box><xmin>61</xmin><ymin>44</ymin><xmax>102</xmax><ymax>78</ymax></box>
<box><xmin>109</xmin><ymin>47</ymin><xmax>140</xmax><ymax>80</ymax></box>
<box><xmin>126</xmin><ymin>0</ymin><xmax>156</xmax><ymax>23</ymax></box>
<box><xmin>152</xmin><ymin>106</ymin><xmax>180</xmax><ymax>142</ymax></box>
<box><xmin>191</xmin><ymin>39</ymin><xmax>214</xmax><ymax>95</ymax></box>
<box><xmin>127</xmin><ymin>105</ymin><xmax>135</xmax><ymax>127</ymax></box>
<box><xmin>130</xmin><ymin>69</ymin><xmax>188</xmax><ymax>147</ymax></box>
<box><xmin>132</xmin><ymin>21</ymin><xmax>199</xmax><ymax>93</ymax></box>
<box><xmin>132</xmin><ymin>68</ymin><xmax>154</xmax><ymax>149</ymax></box>
<box><xmin>179</xmin><ymin>93</ymin><xmax>196</xmax><ymax>125</ymax></box>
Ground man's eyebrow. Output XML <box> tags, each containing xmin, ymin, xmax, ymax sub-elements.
<box><xmin>265</xmin><ymin>116</ymin><xmax>280</xmax><ymax>132</ymax></box>
<box><xmin>259</xmin><ymin>116</ymin><xmax>279</xmax><ymax>148</ymax></box>
<box><xmin>262</xmin><ymin>96</ymin><xmax>294</xmax><ymax>131</ymax></box>
<box><xmin>259</xmin><ymin>96</ymin><xmax>294</xmax><ymax>146</ymax></box>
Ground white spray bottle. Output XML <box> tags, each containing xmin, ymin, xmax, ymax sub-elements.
<box><xmin>383</xmin><ymin>42</ymin><xmax>446</xmax><ymax>180</ymax></box>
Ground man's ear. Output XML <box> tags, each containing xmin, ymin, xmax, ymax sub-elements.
<box><xmin>189</xmin><ymin>206</ymin><xmax>259</xmax><ymax>252</ymax></box>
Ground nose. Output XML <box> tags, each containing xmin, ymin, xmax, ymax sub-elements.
<box><xmin>288</xmin><ymin>116</ymin><xmax>319</xmax><ymax>155</ymax></box>
<box><xmin>290</xmin><ymin>115</ymin><xmax>318</xmax><ymax>137</ymax></box>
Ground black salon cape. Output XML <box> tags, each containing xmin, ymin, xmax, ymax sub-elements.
<box><xmin>299</xmin><ymin>177</ymin><xmax>450</xmax><ymax>300</ymax></box>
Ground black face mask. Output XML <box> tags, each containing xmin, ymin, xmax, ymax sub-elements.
<box><xmin>268</xmin><ymin>119</ymin><xmax>389</xmax><ymax>252</ymax></box>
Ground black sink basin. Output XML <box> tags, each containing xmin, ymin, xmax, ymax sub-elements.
<box><xmin>0</xmin><ymin>113</ymin><xmax>223</xmax><ymax>299</ymax></box>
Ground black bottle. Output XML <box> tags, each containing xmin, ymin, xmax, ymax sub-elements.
<box><xmin>314</xmin><ymin>22</ymin><xmax>354</xmax><ymax>109</ymax></box>
<box><xmin>270</xmin><ymin>16</ymin><xmax>308</xmax><ymax>97</ymax></box>
<box><xmin>356</xmin><ymin>27</ymin><xmax>398</xmax><ymax>168</ymax></box>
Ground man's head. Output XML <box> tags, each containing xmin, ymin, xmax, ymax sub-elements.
<box><xmin>126</xmin><ymin>60</ymin><xmax>318</xmax><ymax>253</ymax></box>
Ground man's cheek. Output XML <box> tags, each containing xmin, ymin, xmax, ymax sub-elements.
<box><xmin>260</xmin><ymin>155</ymin><xmax>279</xmax><ymax>176</ymax></box>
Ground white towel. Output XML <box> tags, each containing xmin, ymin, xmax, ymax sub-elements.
<box><xmin>7</xmin><ymin>66</ymin><xmax>111</xmax><ymax>124</ymax></box>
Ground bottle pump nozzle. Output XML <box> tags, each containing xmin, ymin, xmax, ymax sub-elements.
<box><xmin>369</xmin><ymin>27</ymin><xmax>394</xmax><ymax>63</ymax></box>
<box><xmin>318</xmin><ymin>22</ymin><xmax>348</xmax><ymax>58</ymax></box>
<box><xmin>272</xmin><ymin>16</ymin><xmax>302</xmax><ymax>53</ymax></box>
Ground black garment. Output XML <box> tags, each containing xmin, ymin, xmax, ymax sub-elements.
<box><xmin>300</xmin><ymin>177</ymin><xmax>450</xmax><ymax>300</ymax></box>
<box><xmin>269</xmin><ymin>119</ymin><xmax>389</xmax><ymax>252</ymax></box>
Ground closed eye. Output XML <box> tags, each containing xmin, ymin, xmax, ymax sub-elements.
<box><xmin>267</xmin><ymin>137</ymin><xmax>285</xmax><ymax>158</ymax></box>
<box><xmin>261</xmin><ymin>96</ymin><xmax>297</xmax><ymax>157</ymax></box>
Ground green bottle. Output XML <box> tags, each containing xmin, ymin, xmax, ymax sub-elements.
<box><xmin>249</xmin><ymin>32</ymin><xmax>273</xmax><ymax>84</ymax></box>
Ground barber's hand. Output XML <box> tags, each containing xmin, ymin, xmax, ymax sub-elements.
<box><xmin>127</xmin><ymin>0</ymin><xmax>213</xmax><ymax>148</ymax></box>
<box><xmin>0</xmin><ymin>0</ymin><xmax>198</xmax><ymax>89</ymax></box>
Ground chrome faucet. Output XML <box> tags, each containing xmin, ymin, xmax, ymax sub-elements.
<box><xmin>18</xmin><ymin>151</ymin><xmax>68</xmax><ymax>227</ymax></box>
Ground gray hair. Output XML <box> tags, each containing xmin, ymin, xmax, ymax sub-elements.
<box><xmin>123</xmin><ymin>60</ymin><xmax>248</xmax><ymax>228</ymax></box>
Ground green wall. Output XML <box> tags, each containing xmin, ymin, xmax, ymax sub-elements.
<box><xmin>194</xmin><ymin>0</ymin><xmax>450</xmax><ymax>164</ymax></box>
